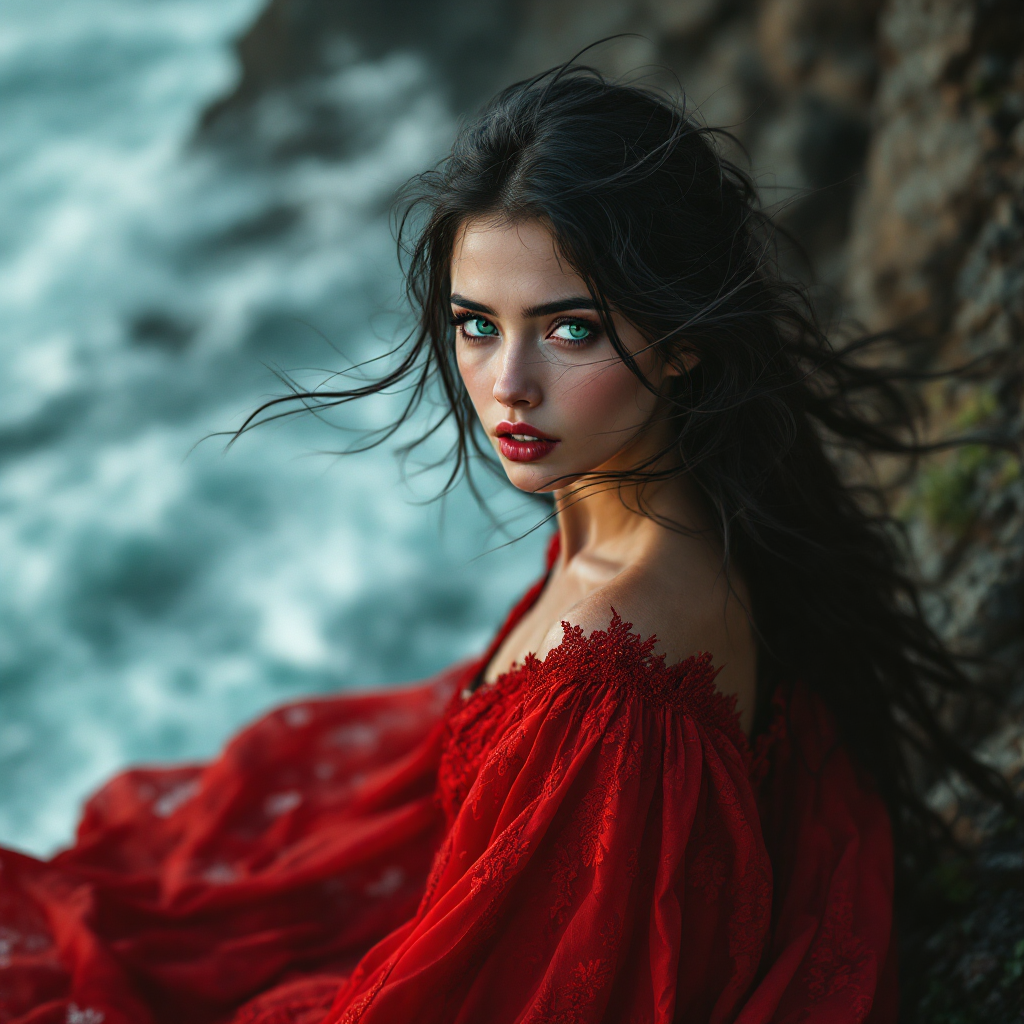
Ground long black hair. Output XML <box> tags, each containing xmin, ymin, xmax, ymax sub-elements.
<box><xmin>235</xmin><ymin>63</ymin><xmax>1017</xmax><ymax>848</ymax></box>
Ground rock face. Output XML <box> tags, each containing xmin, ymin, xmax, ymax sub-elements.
<box><xmin>202</xmin><ymin>0</ymin><xmax>1023</xmax><ymax>1017</ymax></box>
<box><xmin>848</xmin><ymin>2</ymin><xmax>1023</xmax><ymax>1018</ymax></box>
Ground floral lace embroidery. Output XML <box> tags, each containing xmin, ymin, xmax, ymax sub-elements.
<box><xmin>436</xmin><ymin>611</ymin><xmax>749</xmax><ymax>835</ymax></box>
<box><xmin>547</xmin><ymin>713</ymin><xmax>639</xmax><ymax>928</ymax></box>
<box><xmin>432</xmin><ymin>611</ymin><xmax>753</xmax><ymax>919</ymax></box>
<box><xmin>532</xmin><ymin>956</ymin><xmax>617</xmax><ymax>1024</ymax></box>
<box><xmin>469</xmin><ymin>816</ymin><xmax>532</xmax><ymax>901</ymax></box>
<box><xmin>515</xmin><ymin>612</ymin><xmax>743</xmax><ymax>746</ymax></box>
<box><xmin>781</xmin><ymin>872</ymin><xmax>875</xmax><ymax>1023</ymax></box>
<box><xmin>421</xmin><ymin>612</ymin><xmax>879</xmax><ymax>1024</ymax></box>
<box><xmin>436</xmin><ymin>671</ymin><xmax>528</xmax><ymax>827</ymax></box>
<box><xmin>530</xmin><ymin>912</ymin><xmax>625</xmax><ymax>1022</ymax></box>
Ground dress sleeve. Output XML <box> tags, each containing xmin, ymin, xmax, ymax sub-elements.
<box><xmin>742</xmin><ymin>683</ymin><xmax>897</xmax><ymax>1024</ymax></box>
<box><xmin>0</xmin><ymin>668</ymin><xmax>465</xmax><ymax>1024</ymax></box>
<box><xmin>323</xmin><ymin>615</ymin><xmax>774</xmax><ymax>1024</ymax></box>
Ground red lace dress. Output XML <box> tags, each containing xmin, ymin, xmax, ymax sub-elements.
<box><xmin>0</xmin><ymin>542</ymin><xmax>897</xmax><ymax>1024</ymax></box>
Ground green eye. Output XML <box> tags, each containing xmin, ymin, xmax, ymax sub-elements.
<box><xmin>552</xmin><ymin>321</ymin><xmax>593</xmax><ymax>342</ymax></box>
<box><xmin>463</xmin><ymin>317</ymin><xmax>498</xmax><ymax>337</ymax></box>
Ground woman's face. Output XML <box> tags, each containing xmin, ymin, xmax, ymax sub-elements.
<box><xmin>451</xmin><ymin>217</ymin><xmax>677</xmax><ymax>494</ymax></box>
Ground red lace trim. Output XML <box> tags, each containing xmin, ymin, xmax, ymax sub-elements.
<box><xmin>503</xmin><ymin>610</ymin><xmax>747</xmax><ymax>754</ymax></box>
<box><xmin>433</xmin><ymin>612</ymin><xmax>752</xmax><ymax>878</ymax></box>
<box><xmin>436</xmin><ymin>668</ymin><xmax>529</xmax><ymax>827</ymax></box>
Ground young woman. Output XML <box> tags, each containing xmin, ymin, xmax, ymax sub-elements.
<box><xmin>0</xmin><ymin>65</ymin><xmax>1007</xmax><ymax>1024</ymax></box>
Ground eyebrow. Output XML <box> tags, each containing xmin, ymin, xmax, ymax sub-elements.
<box><xmin>450</xmin><ymin>294</ymin><xmax>599</xmax><ymax>318</ymax></box>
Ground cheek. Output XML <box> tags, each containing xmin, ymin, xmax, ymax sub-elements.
<box><xmin>553</xmin><ymin>359</ymin><xmax>651</xmax><ymax>436</ymax></box>
<box><xmin>456</xmin><ymin>347</ymin><xmax>493</xmax><ymax>413</ymax></box>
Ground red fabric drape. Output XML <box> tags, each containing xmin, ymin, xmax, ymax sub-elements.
<box><xmin>0</xmin><ymin>541</ymin><xmax>895</xmax><ymax>1023</ymax></box>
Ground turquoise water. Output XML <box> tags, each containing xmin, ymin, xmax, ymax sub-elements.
<box><xmin>0</xmin><ymin>0</ymin><xmax>544</xmax><ymax>855</ymax></box>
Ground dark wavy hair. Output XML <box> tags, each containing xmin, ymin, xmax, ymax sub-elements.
<box><xmin>235</xmin><ymin>63</ymin><xmax>1016</xmax><ymax>849</ymax></box>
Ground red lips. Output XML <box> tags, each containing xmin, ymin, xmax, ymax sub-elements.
<box><xmin>495</xmin><ymin>421</ymin><xmax>559</xmax><ymax>462</ymax></box>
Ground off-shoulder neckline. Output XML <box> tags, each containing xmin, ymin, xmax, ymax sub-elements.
<box><xmin>465</xmin><ymin>609</ymin><xmax>749</xmax><ymax>757</ymax></box>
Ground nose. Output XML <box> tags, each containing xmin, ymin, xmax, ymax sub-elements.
<box><xmin>492</xmin><ymin>335</ymin><xmax>541</xmax><ymax>409</ymax></box>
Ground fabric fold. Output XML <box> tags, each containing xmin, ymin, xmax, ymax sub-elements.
<box><xmin>321</xmin><ymin>616</ymin><xmax>773</xmax><ymax>1024</ymax></box>
<box><xmin>0</xmin><ymin>556</ymin><xmax>895</xmax><ymax>1024</ymax></box>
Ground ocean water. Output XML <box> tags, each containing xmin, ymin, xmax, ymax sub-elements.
<box><xmin>0</xmin><ymin>0</ymin><xmax>546</xmax><ymax>856</ymax></box>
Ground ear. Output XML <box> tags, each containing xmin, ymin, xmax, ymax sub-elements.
<box><xmin>660</xmin><ymin>348</ymin><xmax>700</xmax><ymax>378</ymax></box>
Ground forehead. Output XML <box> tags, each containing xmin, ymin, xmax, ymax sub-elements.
<box><xmin>450</xmin><ymin>217</ymin><xmax>585</xmax><ymax>299</ymax></box>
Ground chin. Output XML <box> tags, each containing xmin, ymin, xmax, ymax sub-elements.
<box><xmin>502</xmin><ymin>461</ymin><xmax>586</xmax><ymax>494</ymax></box>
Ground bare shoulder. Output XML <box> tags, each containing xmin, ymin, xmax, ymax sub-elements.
<box><xmin>538</xmin><ymin>541</ymin><xmax>758</xmax><ymax>733</ymax></box>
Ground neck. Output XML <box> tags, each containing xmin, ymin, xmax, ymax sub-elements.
<box><xmin>554</xmin><ymin>471</ymin><xmax>705</xmax><ymax>565</ymax></box>
<box><xmin>551</xmin><ymin>409</ymin><xmax>715</xmax><ymax>568</ymax></box>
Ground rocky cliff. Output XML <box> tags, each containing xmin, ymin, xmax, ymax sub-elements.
<box><xmin>201</xmin><ymin>0</ymin><xmax>1023</xmax><ymax>1017</ymax></box>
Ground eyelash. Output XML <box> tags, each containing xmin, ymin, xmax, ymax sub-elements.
<box><xmin>448</xmin><ymin>312</ymin><xmax>601</xmax><ymax>346</ymax></box>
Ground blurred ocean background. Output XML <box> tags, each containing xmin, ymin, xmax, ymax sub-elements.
<box><xmin>0</xmin><ymin>0</ymin><xmax>546</xmax><ymax>856</ymax></box>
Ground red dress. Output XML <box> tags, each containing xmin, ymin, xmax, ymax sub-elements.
<box><xmin>0</xmin><ymin>541</ymin><xmax>897</xmax><ymax>1024</ymax></box>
